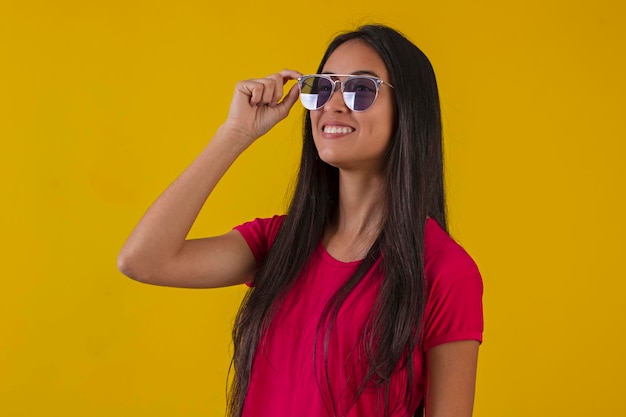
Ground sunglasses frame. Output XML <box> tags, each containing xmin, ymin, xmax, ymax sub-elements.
<box><xmin>297</xmin><ymin>74</ymin><xmax>394</xmax><ymax>112</ymax></box>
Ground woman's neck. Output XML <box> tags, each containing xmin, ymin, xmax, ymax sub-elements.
<box><xmin>323</xmin><ymin>170</ymin><xmax>386</xmax><ymax>262</ymax></box>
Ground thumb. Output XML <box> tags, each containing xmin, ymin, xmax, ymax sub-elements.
<box><xmin>276</xmin><ymin>83</ymin><xmax>301</xmax><ymax>118</ymax></box>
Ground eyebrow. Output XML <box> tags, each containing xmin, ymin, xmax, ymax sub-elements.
<box><xmin>321</xmin><ymin>70</ymin><xmax>381</xmax><ymax>77</ymax></box>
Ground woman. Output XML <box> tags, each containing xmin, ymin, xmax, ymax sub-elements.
<box><xmin>118</xmin><ymin>25</ymin><xmax>483</xmax><ymax>417</ymax></box>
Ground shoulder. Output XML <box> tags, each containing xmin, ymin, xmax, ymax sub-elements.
<box><xmin>421</xmin><ymin>219</ymin><xmax>484</xmax><ymax>349</ymax></box>
<box><xmin>234</xmin><ymin>215</ymin><xmax>285</xmax><ymax>240</ymax></box>
<box><xmin>424</xmin><ymin>218</ymin><xmax>482</xmax><ymax>289</ymax></box>
<box><xmin>233</xmin><ymin>215</ymin><xmax>286</xmax><ymax>266</ymax></box>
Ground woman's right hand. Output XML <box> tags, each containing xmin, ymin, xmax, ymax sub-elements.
<box><xmin>222</xmin><ymin>69</ymin><xmax>302</xmax><ymax>146</ymax></box>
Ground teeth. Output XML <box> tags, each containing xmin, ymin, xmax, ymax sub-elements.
<box><xmin>324</xmin><ymin>126</ymin><xmax>354</xmax><ymax>134</ymax></box>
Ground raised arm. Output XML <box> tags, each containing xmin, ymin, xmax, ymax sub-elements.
<box><xmin>117</xmin><ymin>70</ymin><xmax>301</xmax><ymax>288</ymax></box>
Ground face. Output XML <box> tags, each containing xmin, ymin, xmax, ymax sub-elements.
<box><xmin>310</xmin><ymin>40</ymin><xmax>395</xmax><ymax>173</ymax></box>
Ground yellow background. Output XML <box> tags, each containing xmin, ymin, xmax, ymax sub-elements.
<box><xmin>1</xmin><ymin>0</ymin><xmax>625</xmax><ymax>415</ymax></box>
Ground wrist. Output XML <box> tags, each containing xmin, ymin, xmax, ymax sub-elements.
<box><xmin>214</xmin><ymin>123</ymin><xmax>257</xmax><ymax>153</ymax></box>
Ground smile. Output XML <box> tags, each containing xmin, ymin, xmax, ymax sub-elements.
<box><xmin>323</xmin><ymin>126</ymin><xmax>354</xmax><ymax>134</ymax></box>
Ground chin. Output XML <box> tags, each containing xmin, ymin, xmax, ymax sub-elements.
<box><xmin>318</xmin><ymin>155</ymin><xmax>343</xmax><ymax>169</ymax></box>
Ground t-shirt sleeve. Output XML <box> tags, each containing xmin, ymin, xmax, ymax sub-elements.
<box><xmin>233</xmin><ymin>215</ymin><xmax>285</xmax><ymax>267</ymax></box>
<box><xmin>421</xmin><ymin>242</ymin><xmax>484</xmax><ymax>351</ymax></box>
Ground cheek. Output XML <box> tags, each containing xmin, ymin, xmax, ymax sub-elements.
<box><xmin>309</xmin><ymin>111</ymin><xmax>321</xmax><ymax>127</ymax></box>
<box><xmin>371</xmin><ymin>96</ymin><xmax>396</xmax><ymax>137</ymax></box>
<box><xmin>308</xmin><ymin>112</ymin><xmax>324</xmax><ymax>149</ymax></box>
<box><xmin>309</xmin><ymin>112</ymin><xmax>322</xmax><ymax>137</ymax></box>
<box><xmin>368</xmin><ymin>109</ymin><xmax>395</xmax><ymax>142</ymax></box>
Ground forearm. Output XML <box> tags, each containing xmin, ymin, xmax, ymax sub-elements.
<box><xmin>117</xmin><ymin>125</ymin><xmax>252</xmax><ymax>280</ymax></box>
<box><xmin>117</xmin><ymin>70</ymin><xmax>301</xmax><ymax>285</ymax></box>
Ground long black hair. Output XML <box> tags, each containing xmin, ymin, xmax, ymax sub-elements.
<box><xmin>228</xmin><ymin>24</ymin><xmax>445</xmax><ymax>417</ymax></box>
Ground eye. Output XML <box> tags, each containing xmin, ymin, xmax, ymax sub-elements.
<box><xmin>355</xmin><ymin>83</ymin><xmax>375</xmax><ymax>92</ymax></box>
<box><xmin>347</xmin><ymin>78</ymin><xmax>376</xmax><ymax>93</ymax></box>
<box><xmin>315</xmin><ymin>77</ymin><xmax>334</xmax><ymax>93</ymax></box>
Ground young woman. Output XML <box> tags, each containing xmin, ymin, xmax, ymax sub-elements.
<box><xmin>118</xmin><ymin>25</ymin><xmax>483</xmax><ymax>417</ymax></box>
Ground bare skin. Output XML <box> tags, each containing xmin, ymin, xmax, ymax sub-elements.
<box><xmin>118</xmin><ymin>40</ymin><xmax>479</xmax><ymax>416</ymax></box>
<box><xmin>312</xmin><ymin>40</ymin><xmax>395</xmax><ymax>262</ymax></box>
<box><xmin>117</xmin><ymin>70</ymin><xmax>302</xmax><ymax>288</ymax></box>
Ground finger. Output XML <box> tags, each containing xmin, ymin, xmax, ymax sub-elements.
<box><xmin>276</xmin><ymin>83</ymin><xmax>301</xmax><ymax>118</ymax></box>
<box><xmin>249</xmin><ymin>82</ymin><xmax>266</xmax><ymax>106</ymax></box>
<box><xmin>235</xmin><ymin>71</ymin><xmax>301</xmax><ymax>109</ymax></box>
<box><xmin>260</xmin><ymin>76</ymin><xmax>279</xmax><ymax>106</ymax></box>
<box><xmin>278</xmin><ymin>69</ymin><xmax>303</xmax><ymax>81</ymax></box>
<box><xmin>267</xmin><ymin>73</ymin><xmax>285</xmax><ymax>106</ymax></box>
<box><xmin>277</xmin><ymin>69</ymin><xmax>302</xmax><ymax>107</ymax></box>
<box><xmin>235</xmin><ymin>80</ymin><xmax>263</xmax><ymax>107</ymax></box>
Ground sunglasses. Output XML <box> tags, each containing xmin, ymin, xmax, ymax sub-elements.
<box><xmin>297</xmin><ymin>74</ymin><xmax>394</xmax><ymax>112</ymax></box>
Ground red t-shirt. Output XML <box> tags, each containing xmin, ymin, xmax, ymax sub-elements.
<box><xmin>234</xmin><ymin>216</ymin><xmax>483</xmax><ymax>417</ymax></box>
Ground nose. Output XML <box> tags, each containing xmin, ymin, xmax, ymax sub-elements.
<box><xmin>323</xmin><ymin>80</ymin><xmax>348</xmax><ymax>112</ymax></box>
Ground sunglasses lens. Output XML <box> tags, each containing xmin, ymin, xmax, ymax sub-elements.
<box><xmin>299</xmin><ymin>76</ymin><xmax>333</xmax><ymax>110</ymax></box>
<box><xmin>298</xmin><ymin>76</ymin><xmax>379</xmax><ymax>111</ymax></box>
<box><xmin>343</xmin><ymin>78</ymin><xmax>377</xmax><ymax>111</ymax></box>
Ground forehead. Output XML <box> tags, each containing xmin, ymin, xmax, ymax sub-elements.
<box><xmin>322</xmin><ymin>40</ymin><xmax>389</xmax><ymax>78</ymax></box>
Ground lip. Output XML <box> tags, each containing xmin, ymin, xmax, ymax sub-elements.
<box><xmin>320</xmin><ymin>120</ymin><xmax>356</xmax><ymax>138</ymax></box>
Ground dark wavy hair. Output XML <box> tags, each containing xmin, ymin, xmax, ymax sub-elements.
<box><xmin>228</xmin><ymin>24</ymin><xmax>445</xmax><ymax>417</ymax></box>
